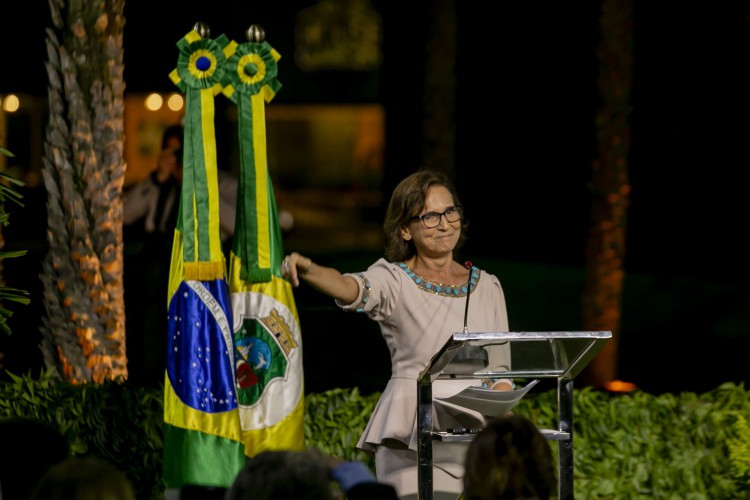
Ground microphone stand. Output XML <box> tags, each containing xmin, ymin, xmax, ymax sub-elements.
<box><xmin>462</xmin><ymin>261</ymin><xmax>473</xmax><ymax>333</ymax></box>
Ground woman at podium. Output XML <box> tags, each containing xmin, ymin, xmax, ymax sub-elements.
<box><xmin>282</xmin><ymin>170</ymin><xmax>512</xmax><ymax>499</ymax></box>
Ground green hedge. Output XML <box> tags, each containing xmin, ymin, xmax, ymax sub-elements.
<box><xmin>1</xmin><ymin>371</ymin><xmax>749</xmax><ymax>499</ymax></box>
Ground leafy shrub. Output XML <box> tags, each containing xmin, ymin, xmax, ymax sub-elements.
<box><xmin>304</xmin><ymin>386</ymin><xmax>380</xmax><ymax>469</ymax></box>
<box><xmin>0</xmin><ymin>147</ymin><xmax>29</xmax><ymax>335</ymax></box>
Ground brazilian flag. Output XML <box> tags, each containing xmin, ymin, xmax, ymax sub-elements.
<box><xmin>162</xmin><ymin>30</ymin><xmax>245</xmax><ymax>489</ymax></box>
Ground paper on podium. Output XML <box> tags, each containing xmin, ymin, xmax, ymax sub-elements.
<box><xmin>435</xmin><ymin>379</ymin><xmax>540</xmax><ymax>417</ymax></box>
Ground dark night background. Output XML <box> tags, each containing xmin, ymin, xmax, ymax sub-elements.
<box><xmin>0</xmin><ymin>1</ymin><xmax>748</xmax><ymax>395</ymax></box>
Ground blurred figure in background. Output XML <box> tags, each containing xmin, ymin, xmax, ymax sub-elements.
<box><xmin>123</xmin><ymin>124</ymin><xmax>237</xmax><ymax>243</ymax></box>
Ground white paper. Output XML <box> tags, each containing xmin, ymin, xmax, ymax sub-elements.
<box><xmin>435</xmin><ymin>379</ymin><xmax>540</xmax><ymax>417</ymax></box>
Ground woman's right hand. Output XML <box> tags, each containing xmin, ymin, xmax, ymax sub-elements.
<box><xmin>281</xmin><ymin>252</ymin><xmax>312</xmax><ymax>287</ymax></box>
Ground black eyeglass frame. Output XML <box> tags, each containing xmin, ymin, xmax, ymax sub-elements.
<box><xmin>408</xmin><ymin>206</ymin><xmax>463</xmax><ymax>229</ymax></box>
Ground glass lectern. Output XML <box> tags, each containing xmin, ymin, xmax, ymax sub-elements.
<box><xmin>417</xmin><ymin>331</ymin><xmax>612</xmax><ymax>500</ymax></box>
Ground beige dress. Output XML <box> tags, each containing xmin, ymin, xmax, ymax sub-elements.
<box><xmin>337</xmin><ymin>258</ymin><xmax>510</xmax><ymax>498</ymax></box>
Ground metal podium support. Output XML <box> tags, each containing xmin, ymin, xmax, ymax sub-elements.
<box><xmin>416</xmin><ymin>331</ymin><xmax>611</xmax><ymax>500</ymax></box>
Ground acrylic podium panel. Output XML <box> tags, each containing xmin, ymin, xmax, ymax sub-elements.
<box><xmin>416</xmin><ymin>331</ymin><xmax>612</xmax><ymax>500</ymax></box>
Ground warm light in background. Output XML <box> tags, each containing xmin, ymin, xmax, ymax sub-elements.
<box><xmin>2</xmin><ymin>94</ymin><xmax>20</xmax><ymax>112</ymax></box>
<box><xmin>167</xmin><ymin>93</ymin><xmax>184</xmax><ymax>111</ymax></box>
<box><xmin>604</xmin><ymin>379</ymin><xmax>637</xmax><ymax>393</ymax></box>
<box><xmin>144</xmin><ymin>93</ymin><xmax>163</xmax><ymax>111</ymax></box>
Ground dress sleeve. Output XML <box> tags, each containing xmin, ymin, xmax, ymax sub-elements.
<box><xmin>334</xmin><ymin>259</ymin><xmax>403</xmax><ymax>321</ymax></box>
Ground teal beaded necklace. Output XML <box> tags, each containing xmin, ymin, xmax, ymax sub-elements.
<box><xmin>397</xmin><ymin>262</ymin><xmax>479</xmax><ymax>297</ymax></box>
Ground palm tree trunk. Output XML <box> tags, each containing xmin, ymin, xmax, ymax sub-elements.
<box><xmin>581</xmin><ymin>0</ymin><xmax>634</xmax><ymax>388</ymax></box>
<box><xmin>40</xmin><ymin>0</ymin><xmax>127</xmax><ymax>383</ymax></box>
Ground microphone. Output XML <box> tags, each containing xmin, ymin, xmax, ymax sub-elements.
<box><xmin>463</xmin><ymin>261</ymin><xmax>473</xmax><ymax>333</ymax></box>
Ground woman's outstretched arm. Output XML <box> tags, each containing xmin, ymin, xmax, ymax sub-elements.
<box><xmin>282</xmin><ymin>252</ymin><xmax>360</xmax><ymax>305</ymax></box>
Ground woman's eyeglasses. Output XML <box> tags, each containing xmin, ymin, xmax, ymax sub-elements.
<box><xmin>409</xmin><ymin>206</ymin><xmax>462</xmax><ymax>228</ymax></box>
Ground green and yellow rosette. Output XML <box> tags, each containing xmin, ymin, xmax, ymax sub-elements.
<box><xmin>223</xmin><ymin>40</ymin><xmax>282</xmax><ymax>283</ymax></box>
<box><xmin>168</xmin><ymin>30</ymin><xmax>238</xmax><ymax>281</ymax></box>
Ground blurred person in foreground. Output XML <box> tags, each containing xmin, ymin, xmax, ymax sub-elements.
<box><xmin>29</xmin><ymin>457</ymin><xmax>136</xmax><ymax>500</ymax></box>
<box><xmin>462</xmin><ymin>414</ymin><xmax>557</xmax><ymax>500</ymax></box>
<box><xmin>0</xmin><ymin>416</ymin><xmax>69</xmax><ymax>500</ymax></box>
<box><xmin>226</xmin><ymin>448</ymin><xmax>398</xmax><ymax>500</ymax></box>
<box><xmin>282</xmin><ymin>170</ymin><xmax>514</xmax><ymax>499</ymax></box>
